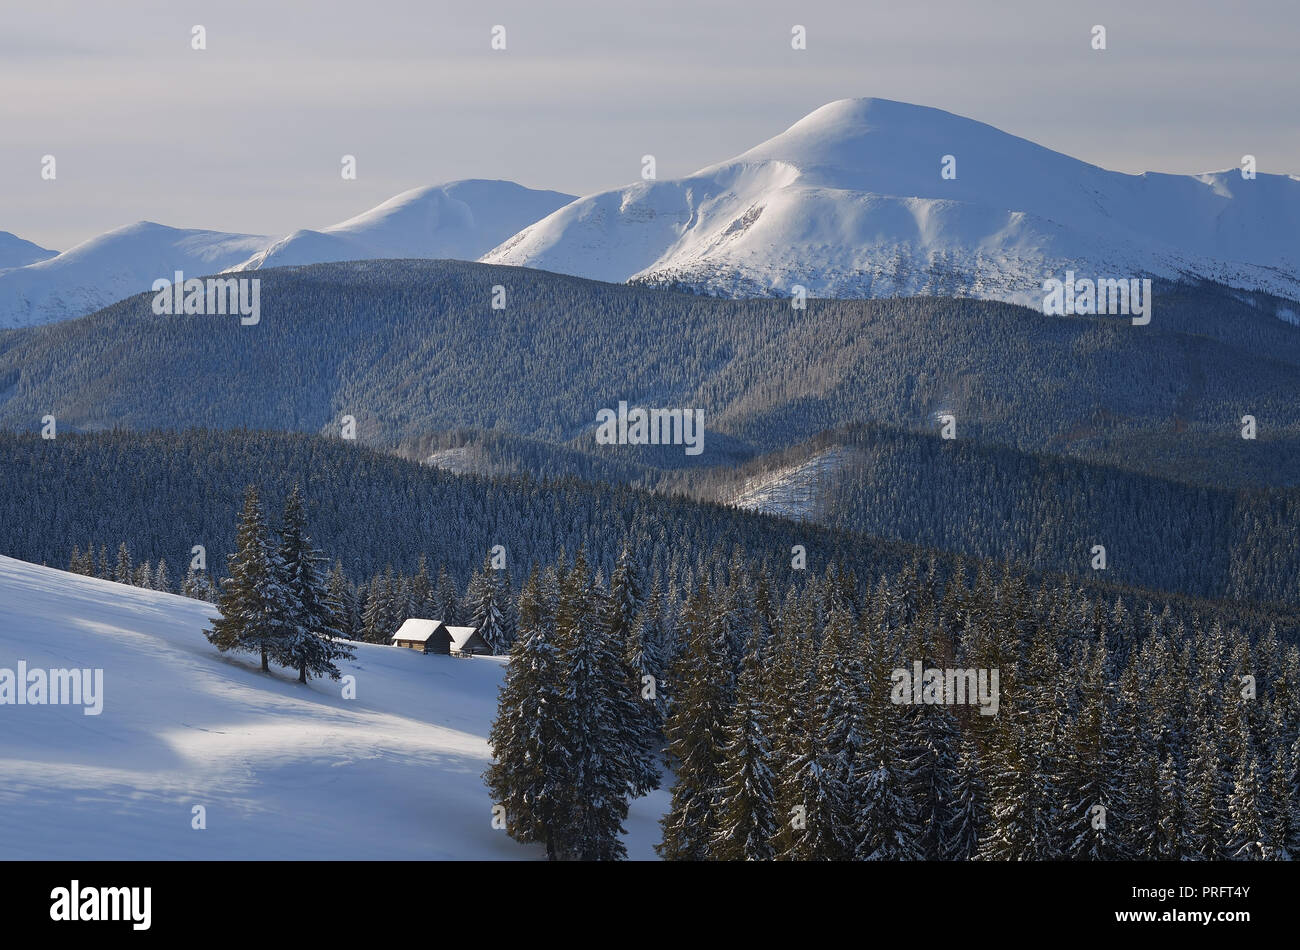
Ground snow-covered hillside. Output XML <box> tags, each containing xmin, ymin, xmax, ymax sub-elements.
<box><xmin>0</xmin><ymin>181</ymin><xmax>574</xmax><ymax>329</ymax></box>
<box><xmin>230</xmin><ymin>180</ymin><xmax>575</xmax><ymax>272</ymax></box>
<box><xmin>725</xmin><ymin>447</ymin><xmax>851</xmax><ymax>522</ymax></box>
<box><xmin>483</xmin><ymin>97</ymin><xmax>1300</xmax><ymax>305</ymax></box>
<box><xmin>0</xmin><ymin>556</ymin><xmax>667</xmax><ymax>859</ymax></box>
<box><xmin>0</xmin><ymin>222</ymin><xmax>267</xmax><ymax>330</ymax></box>
<box><xmin>0</xmin><ymin>231</ymin><xmax>56</xmax><ymax>273</ymax></box>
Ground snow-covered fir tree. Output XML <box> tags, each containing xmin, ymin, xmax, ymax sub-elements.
<box><xmin>466</xmin><ymin>555</ymin><xmax>509</xmax><ymax>654</ymax></box>
<box><xmin>712</xmin><ymin>629</ymin><xmax>778</xmax><ymax>860</ymax></box>
<box><xmin>205</xmin><ymin>486</ymin><xmax>290</xmax><ymax>673</ymax></box>
<box><xmin>485</xmin><ymin>567</ymin><xmax>574</xmax><ymax>860</ymax></box>
<box><xmin>274</xmin><ymin>486</ymin><xmax>354</xmax><ymax>683</ymax></box>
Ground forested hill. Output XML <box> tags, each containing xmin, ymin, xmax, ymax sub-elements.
<box><xmin>665</xmin><ymin>422</ymin><xmax>1300</xmax><ymax>607</ymax></box>
<box><xmin>0</xmin><ymin>429</ymin><xmax>1294</xmax><ymax>643</ymax></box>
<box><xmin>0</xmin><ymin>260</ymin><xmax>1296</xmax><ymax>488</ymax></box>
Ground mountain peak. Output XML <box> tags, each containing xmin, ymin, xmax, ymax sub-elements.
<box><xmin>487</xmin><ymin>97</ymin><xmax>1300</xmax><ymax>303</ymax></box>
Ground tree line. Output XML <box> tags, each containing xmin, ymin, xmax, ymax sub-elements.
<box><xmin>488</xmin><ymin>551</ymin><xmax>1300</xmax><ymax>860</ymax></box>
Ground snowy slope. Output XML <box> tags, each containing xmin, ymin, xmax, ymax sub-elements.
<box><xmin>0</xmin><ymin>556</ymin><xmax>668</xmax><ymax>859</ymax></box>
<box><xmin>0</xmin><ymin>231</ymin><xmax>56</xmax><ymax>273</ymax></box>
<box><xmin>483</xmin><ymin>98</ymin><xmax>1300</xmax><ymax>304</ymax></box>
<box><xmin>725</xmin><ymin>447</ymin><xmax>851</xmax><ymax>522</ymax></box>
<box><xmin>0</xmin><ymin>222</ymin><xmax>267</xmax><ymax>330</ymax></box>
<box><xmin>231</xmin><ymin>180</ymin><xmax>575</xmax><ymax>272</ymax></box>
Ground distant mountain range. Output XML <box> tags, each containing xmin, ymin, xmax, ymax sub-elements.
<box><xmin>0</xmin><ymin>230</ymin><xmax>57</xmax><ymax>272</ymax></box>
<box><xmin>227</xmin><ymin>180</ymin><xmax>576</xmax><ymax>272</ymax></box>
<box><xmin>0</xmin><ymin>181</ymin><xmax>574</xmax><ymax>329</ymax></box>
<box><xmin>3</xmin><ymin>97</ymin><xmax>1297</xmax><ymax>329</ymax></box>
<box><xmin>485</xmin><ymin>98</ymin><xmax>1300</xmax><ymax>304</ymax></box>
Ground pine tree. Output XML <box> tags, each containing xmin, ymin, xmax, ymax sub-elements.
<box><xmin>813</xmin><ymin>608</ymin><xmax>872</xmax><ymax>859</ymax></box>
<box><xmin>630</xmin><ymin>581</ymin><xmax>671</xmax><ymax>727</ymax></box>
<box><xmin>658</xmin><ymin>580</ymin><xmax>733</xmax><ymax>860</ymax></box>
<box><xmin>946</xmin><ymin>735</ymin><xmax>987</xmax><ymax>860</ymax></box>
<box><xmin>1226</xmin><ymin>721</ymin><xmax>1267</xmax><ymax>860</ymax></box>
<box><xmin>113</xmin><ymin>543</ymin><xmax>132</xmax><ymax>584</ymax></box>
<box><xmin>553</xmin><ymin>550</ymin><xmax>632</xmax><ymax>860</ymax></box>
<box><xmin>1063</xmin><ymin>636</ymin><xmax>1125</xmax><ymax>859</ymax></box>
<box><xmin>1154</xmin><ymin>753</ymin><xmax>1184</xmax><ymax>860</ymax></box>
<box><xmin>712</xmin><ymin>629</ymin><xmax>778</xmax><ymax>860</ymax></box>
<box><xmin>466</xmin><ymin>556</ymin><xmax>508</xmax><ymax>654</ymax></box>
<box><xmin>153</xmin><ymin>558</ymin><xmax>171</xmax><ymax>594</ymax></box>
<box><xmin>360</xmin><ymin>571</ymin><xmax>392</xmax><ymax>643</ymax></box>
<box><xmin>775</xmin><ymin>622</ymin><xmax>842</xmax><ymax>861</ymax></box>
<box><xmin>411</xmin><ymin>555</ymin><xmax>434</xmax><ymax>617</ymax></box>
<box><xmin>182</xmin><ymin>565</ymin><xmax>214</xmax><ymax>602</ymax></box>
<box><xmin>485</xmin><ymin>568</ymin><xmax>574</xmax><ymax>860</ymax></box>
<box><xmin>1264</xmin><ymin>741</ymin><xmax>1294</xmax><ymax>860</ymax></box>
<box><xmin>275</xmin><ymin>486</ymin><xmax>354</xmax><ymax>683</ymax></box>
<box><xmin>434</xmin><ymin>565</ymin><xmax>461</xmax><ymax>624</ymax></box>
<box><xmin>326</xmin><ymin>561</ymin><xmax>357</xmax><ymax>639</ymax></box>
<box><xmin>133</xmin><ymin>560</ymin><xmax>154</xmax><ymax>589</ymax></box>
<box><xmin>1185</xmin><ymin>719</ymin><xmax>1227</xmax><ymax>859</ymax></box>
<box><xmin>205</xmin><ymin>486</ymin><xmax>290</xmax><ymax>673</ymax></box>
<box><xmin>606</xmin><ymin>543</ymin><xmax>660</xmax><ymax>797</ymax></box>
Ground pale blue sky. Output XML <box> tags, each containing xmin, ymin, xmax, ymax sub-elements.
<box><xmin>3</xmin><ymin>0</ymin><xmax>1296</xmax><ymax>250</ymax></box>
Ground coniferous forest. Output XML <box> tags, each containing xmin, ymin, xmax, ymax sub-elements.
<box><xmin>2</xmin><ymin>270</ymin><xmax>1297</xmax><ymax>866</ymax></box>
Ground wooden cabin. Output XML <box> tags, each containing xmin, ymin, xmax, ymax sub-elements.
<box><xmin>390</xmin><ymin>618</ymin><xmax>451</xmax><ymax>654</ymax></box>
<box><xmin>390</xmin><ymin>619</ymin><xmax>491</xmax><ymax>656</ymax></box>
<box><xmin>445</xmin><ymin>625</ymin><xmax>492</xmax><ymax>657</ymax></box>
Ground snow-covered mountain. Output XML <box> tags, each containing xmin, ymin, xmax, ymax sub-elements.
<box><xmin>0</xmin><ymin>231</ymin><xmax>56</xmax><ymax>273</ymax></box>
<box><xmin>0</xmin><ymin>222</ymin><xmax>268</xmax><ymax>330</ymax></box>
<box><xmin>230</xmin><ymin>180</ymin><xmax>575</xmax><ymax>271</ymax></box>
<box><xmin>0</xmin><ymin>180</ymin><xmax>574</xmax><ymax>329</ymax></box>
<box><xmin>0</xmin><ymin>555</ymin><xmax>668</xmax><ymax>858</ymax></box>
<box><xmin>483</xmin><ymin>98</ymin><xmax>1300</xmax><ymax>305</ymax></box>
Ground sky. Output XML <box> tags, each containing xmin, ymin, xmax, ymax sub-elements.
<box><xmin>3</xmin><ymin>0</ymin><xmax>1297</xmax><ymax>251</ymax></box>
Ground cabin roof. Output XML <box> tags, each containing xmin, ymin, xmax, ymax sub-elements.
<box><xmin>391</xmin><ymin>618</ymin><xmax>446</xmax><ymax>643</ymax></box>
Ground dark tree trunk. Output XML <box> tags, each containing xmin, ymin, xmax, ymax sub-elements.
<box><xmin>261</xmin><ymin>646</ymin><xmax>269</xmax><ymax>672</ymax></box>
<box><xmin>299</xmin><ymin>663</ymin><xmax>307</xmax><ymax>684</ymax></box>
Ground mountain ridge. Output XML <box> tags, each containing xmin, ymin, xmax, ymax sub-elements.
<box><xmin>483</xmin><ymin>97</ymin><xmax>1300</xmax><ymax>305</ymax></box>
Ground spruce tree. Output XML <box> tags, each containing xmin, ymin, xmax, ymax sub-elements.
<box><xmin>814</xmin><ymin>608</ymin><xmax>872</xmax><ymax>859</ymax></box>
<box><xmin>553</xmin><ymin>550</ymin><xmax>632</xmax><ymax>860</ymax></box>
<box><xmin>946</xmin><ymin>735</ymin><xmax>987</xmax><ymax>860</ymax></box>
<box><xmin>275</xmin><ymin>486</ymin><xmax>354</xmax><ymax>683</ymax></box>
<box><xmin>326</xmin><ymin>561</ymin><xmax>357</xmax><ymax>639</ymax></box>
<box><xmin>434</xmin><ymin>565</ymin><xmax>461</xmax><ymax>624</ymax></box>
<box><xmin>658</xmin><ymin>580</ymin><xmax>733</xmax><ymax>860</ymax></box>
<box><xmin>712</xmin><ymin>629</ymin><xmax>778</xmax><ymax>860</ymax></box>
<box><xmin>1226</xmin><ymin>721</ymin><xmax>1266</xmax><ymax>860</ymax></box>
<box><xmin>411</xmin><ymin>555</ymin><xmax>434</xmax><ymax>617</ymax></box>
<box><xmin>1154</xmin><ymin>753</ymin><xmax>1184</xmax><ymax>860</ymax></box>
<box><xmin>466</xmin><ymin>556</ymin><xmax>508</xmax><ymax>654</ymax></box>
<box><xmin>485</xmin><ymin>567</ymin><xmax>574</xmax><ymax>860</ymax></box>
<box><xmin>113</xmin><ymin>542</ymin><xmax>132</xmax><ymax>584</ymax></box>
<box><xmin>153</xmin><ymin>558</ymin><xmax>171</xmax><ymax>594</ymax></box>
<box><xmin>205</xmin><ymin>486</ymin><xmax>290</xmax><ymax>673</ymax></box>
<box><xmin>607</xmin><ymin>543</ymin><xmax>660</xmax><ymax>797</ymax></box>
<box><xmin>360</xmin><ymin>572</ymin><xmax>391</xmax><ymax>643</ymax></box>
